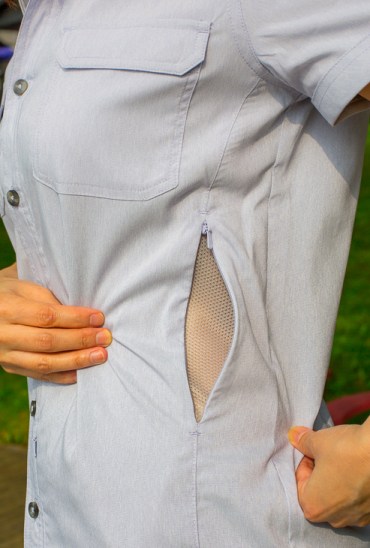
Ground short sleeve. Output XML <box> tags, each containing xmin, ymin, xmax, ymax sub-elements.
<box><xmin>240</xmin><ymin>0</ymin><xmax>370</xmax><ymax>125</ymax></box>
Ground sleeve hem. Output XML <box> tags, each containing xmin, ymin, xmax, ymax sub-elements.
<box><xmin>312</xmin><ymin>33</ymin><xmax>370</xmax><ymax>126</ymax></box>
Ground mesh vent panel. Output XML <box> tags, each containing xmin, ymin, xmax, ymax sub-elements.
<box><xmin>185</xmin><ymin>234</ymin><xmax>234</xmax><ymax>422</ymax></box>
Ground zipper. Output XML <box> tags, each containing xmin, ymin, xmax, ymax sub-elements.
<box><xmin>201</xmin><ymin>220</ymin><xmax>213</xmax><ymax>250</ymax></box>
<box><xmin>193</xmin><ymin>218</ymin><xmax>237</xmax><ymax>424</ymax></box>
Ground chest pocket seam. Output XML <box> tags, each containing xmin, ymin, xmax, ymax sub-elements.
<box><xmin>32</xmin><ymin>20</ymin><xmax>210</xmax><ymax>201</ymax></box>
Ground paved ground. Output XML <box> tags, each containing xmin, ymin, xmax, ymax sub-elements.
<box><xmin>0</xmin><ymin>445</ymin><xmax>27</xmax><ymax>548</ymax></box>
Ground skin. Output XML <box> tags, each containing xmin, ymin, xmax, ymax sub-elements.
<box><xmin>360</xmin><ymin>83</ymin><xmax>370</xmax><ymax>101</ymax></box>
<box><xmin>288</xmin><ymin>423</ymin><xmax>370</xmax><ymax>528</ymax></box>
<box><xmin>2</xmin><ymin>84</ymin><xmax>370</xmax><ymax>527</ymax></box>
<box><xmin>0</xmin><ymin>262</ymin><xmax>112</xmax><ymax>384</ymax></box>
<box><xmin>2</xmin><ymin>268</ymin><xmax>370</xmax><ymax>529</ymax></box>
<box><xmin>286</xmin><ymin>82</ymin><xmax>370</xmax><ymax>529</ymax></box>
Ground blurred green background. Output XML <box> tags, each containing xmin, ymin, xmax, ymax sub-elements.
<box><xmin>0</xmin><ymin>130</ymin><xmax>370</xmax><ymax>444</ymax></box>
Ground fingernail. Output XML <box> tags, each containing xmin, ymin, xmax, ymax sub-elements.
<box><xmin>96</xmin><ymin>329</ymin><xmax>112</xmax><ymax>346</ymax></box>
<box><xmin>90</xmin><ymin>350</ymin><xmax>106</xmax><ymax>364</ymax></box>
<box><xmin>65</xmin><ymin>371</ymin><xmax>77</xmax><ymax>384</ymax></box>
<box><xmin>90</xmin><ymin>313</ymin><xmax>104</xmax><ymax>327</ymax></box>
<box><xmin>288</xmin><ymin>428</ymin><xmax>299</xmax><ymax>445</ymax></box>
<box><xmin>288</xmin><ymin>427</ymin><xmax>309</xmax><ymax>445</ymax></box>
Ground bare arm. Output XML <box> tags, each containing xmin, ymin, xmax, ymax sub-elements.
<box><xmin>359</xmin><ymin>83</ymin><xmax>370</xmax><ymax>101</ymax></box>
<box><xmin>1</xmin><ymin>262</ymin><xmax>18</xmax><ymax>278</ymax></box>
<box><xmin>288</xmin><ymin>90</ymin><xmax>370</xmax><ymax>527</ymax></box>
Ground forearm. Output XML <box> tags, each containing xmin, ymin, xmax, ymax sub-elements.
<box><xmin>0</xmin><ymin>262</ymin><xmax>18</xmax><ymax>279</ymax></box>
<box><xmin>359</xmin><ymin>83</ymin><xmax>370</xmax><ymax>101</ymax></box>
<box><xmin>362</xmin><ymin>414</ymin><xmax>370</xmax><ymax>433</ymax></box>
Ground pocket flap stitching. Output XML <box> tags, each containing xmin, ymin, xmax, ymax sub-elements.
<box><xmin>57</xmin><ymin>19</ymin><xmax>211</xmax><ymax>76</ymax></box>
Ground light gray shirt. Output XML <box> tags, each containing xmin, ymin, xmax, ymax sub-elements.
<box><xmin>1</xmin><ymin>0</ymin><xmax>370</xmax><ymax>546</ymax></box>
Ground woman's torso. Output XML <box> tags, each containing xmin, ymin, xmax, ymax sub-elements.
<box><xmin>1</xmin><ymin>1</ymin><xmax>369</xmax><ymax>546</ymax></box>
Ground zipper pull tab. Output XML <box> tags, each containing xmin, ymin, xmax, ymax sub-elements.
<box><xmin>201</xmin><ymin>221</ymin><xmax>213</xmax><ymax>249</ymax></box>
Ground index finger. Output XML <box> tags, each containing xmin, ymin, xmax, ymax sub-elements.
<box><xmin>296</xmin><ymin>456</ymin><xmax>314</xmax><ymax>502</ymax></box>
<box><xmin>3</xmin><ymin>294</ymin><xmax>105</xmax><ymax>328</ymax></box>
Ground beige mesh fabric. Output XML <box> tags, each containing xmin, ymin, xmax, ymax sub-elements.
<box><xmin>185</xmin><ymin>234</ymin><xmax>235</xmax><ymax>422</ymax></box>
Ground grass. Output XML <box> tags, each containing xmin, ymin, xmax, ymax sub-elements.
<box><xmin>0</xmin><ymin>131</ymin><xmax>370</xmax><ymax>444</ymax></box>
<box><xmin>325</xmin><ymin>129</ymin><xmax>370</xmax><ymax>406</ymax></box>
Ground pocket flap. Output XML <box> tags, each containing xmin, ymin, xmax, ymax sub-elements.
<box><xmin>57</xmin><ymin>19</ymin><xmax>210</xmax><ymax>76</ymax></box>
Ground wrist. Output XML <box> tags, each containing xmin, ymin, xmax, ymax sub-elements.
<box><xmin>360</xmin><ymin>416</ymin><xmax>370</xmax><ymax>440</ymax></box>
<box><xmin>0</xmin><ymin>262</ymin><xmax>18</xmax><ymax>279</ymax></box>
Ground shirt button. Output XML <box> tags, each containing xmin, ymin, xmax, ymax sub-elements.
<box><xmin>30</xmin><ymin>401</ymin><xmax>36</xmax><ymax>417</ymax></box>
<box><xmin>6</xmin><ymin>190</ymin><xmax>20</xmax><ymax>207</ymax></box>
<box><xmin>28</xmin><ymin>502</ymin><xmax>39</xmax><ymax>519</ymax></box>
<box><xmin>13</xmin><ymin>79</ymin><xmax>28</xmax><ymax>96</ymax></box>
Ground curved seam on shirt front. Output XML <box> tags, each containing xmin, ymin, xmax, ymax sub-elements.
<box><xmin>227</xmin><ymin>0</ymin><xmax>295</xmax><ymax>94</ymax></box>
<box><xmin>265</xmin><ymin>112</ymin><xmax>287</xmax><ymax>362</ymax></box>
<box><xmin>226</xmin><ymin>0</ymin><xmax>266</xmax><ymax>81</ymax></box>
<box><xmin>266</xmin><ymin>109</ymin><xmax>295</xmax><ymax>546</ymax></box>
<box><xmin>204</xmin><ymin>78</ymin><xmax>261</xmax><ymax>213</ymax></box>
<box><xmin>271</xmin><ymin>458</ymin><xmax>293</xmax><ymax>546</ymax></box>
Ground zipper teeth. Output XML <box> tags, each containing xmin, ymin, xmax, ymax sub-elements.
<box><xmin>195</xmin><ymin>220</ymin><xmax>237</xmax><ymax>425</ymax></box>
<box><xmin>201</xmin><ymin>220</ymin><xmax>213</xmax><ymax>248</ymax></box>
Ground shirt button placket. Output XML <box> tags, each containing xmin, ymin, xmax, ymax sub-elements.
<box><xmin>30</xmin><ymin>400</ymin><xmax>36</xmax><ymax>417</ymax></box>
<box><xmin>6</xmin><ymin>190</ymin><xmax>20</xmax><ymax>207</ymax></box>
<box><xmin>11</xmin><ymin>51</ymin><xmax>42</xmax><ymax>535</ymax></box>
<box><xmin>6</xmin><ymin>80</ymin><xmax>27</xmax><ymax>212</ymax></box>
<box><xmin>28</xmin><ymin>401</ymin><xmax>40</xmax><ymax>520</ymax></box>
<box><xmin>28</xmin><ymin>501</ymin><xmax>39</xmax><ymax>519</ymax></box>
<box><xmin>13</xmin><ymin>79</ymin><xmax>28</xmax><ymax>96</ymax></box>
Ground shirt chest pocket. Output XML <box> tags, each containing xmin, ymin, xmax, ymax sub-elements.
<box><xmin>33</xmin><ymin>20</ymin><xmax>210</xmax><ymax>200</ymax></box>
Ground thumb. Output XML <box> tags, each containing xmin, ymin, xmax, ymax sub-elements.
<box><xmin>288</xmin><ymin>426</ymin><xmax>316</xmax><ymax>459</ymax></box>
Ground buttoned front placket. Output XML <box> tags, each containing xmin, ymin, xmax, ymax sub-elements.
<box><xmin>1</xmin><ymin>0</ymin><xmax>370</xmax><ymax>545</ymax></box>
<box><xmin>0</xmin><ymin>2</ymin><xmax>46</xmax><ymax>545</ymax></box>
<box><xmin>27</xmin><ymin>400</ymin><xmax>39</xmax><ymax>523</ymax></box>
<box><xmin>0</xmin><ymin>1</ymin><xmax>49</xmax><ymax>286</ymax></box>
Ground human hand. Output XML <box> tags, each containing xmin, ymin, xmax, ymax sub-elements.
<box><xmin>0</xmin><ymin>263</ymin><xmax>112</xmax><ymax>384</ymax></box>
<box><xmin>288</xmin><ymin>421</ymin><xmax>370</xmax><ymax>528</ymax></box>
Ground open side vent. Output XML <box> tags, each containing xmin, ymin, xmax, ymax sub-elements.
<box><xmin>185</xmin><ymin>232</ymin><xmax>235</xmax><ymax>422</ymax></box>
